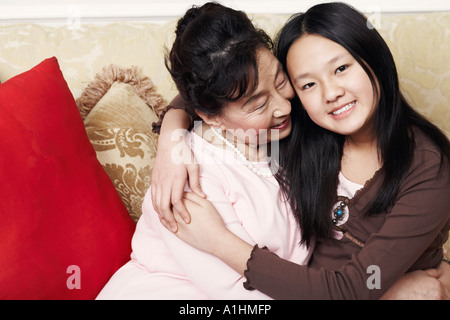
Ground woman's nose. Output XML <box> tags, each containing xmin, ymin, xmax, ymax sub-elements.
<box><xmin>273</xmin><ymin>95</ymin><xmax>292</xmax><ymax>117</ymax></box>
<box><xmin>273</xmin><ymin>85</ymin><xmax>293</xmax><ymax>117</ymax></box>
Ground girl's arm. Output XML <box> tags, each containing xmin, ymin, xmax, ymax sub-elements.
<box><xmin>174</xmin><ymin>192</ymin><xmax>253</xmax><ymax>276</ymax></box>
<box><xmin>151</xmin><ymin>95</ymin><xmax>205</xmax><ymax>232</ymax></box>
<box><xmin>174</xmin><ymin>189</ymin><xmax>450</xmax><ymax>300</ymax></box>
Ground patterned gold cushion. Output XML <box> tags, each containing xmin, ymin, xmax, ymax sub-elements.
<box><xmin>78</xmin><ymin>67</ymin><xmax>164</xmax><ymax>221</ymax></box>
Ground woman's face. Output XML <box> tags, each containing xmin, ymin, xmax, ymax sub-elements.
<box><xmin>286</xmin><ymin>34</ymin><xmax>378</xmax><ymax>138</ymax></box>
<box><xmin>213</xmin><ymin>47</ymin><xmax>295</xmax><ymax>145</ymax></box>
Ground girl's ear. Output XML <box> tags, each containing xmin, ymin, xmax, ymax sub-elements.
<box><xmin>195</xmin><ymin>110</ymin><xmax>224</xmax><ymax>128</ymax></box>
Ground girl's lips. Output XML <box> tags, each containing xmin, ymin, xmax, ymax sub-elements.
<box><xmin>270</xmin><ymin>117</ymin><xmax>290</xmax><ymax>130</ymax></box>
<box><xmin>329</xmin><ymin>101</ymin><xmax>356</xmax><ymax>119</ymax></box>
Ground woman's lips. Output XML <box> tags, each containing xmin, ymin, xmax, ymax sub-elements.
<box><xmin>270</xmin><ymin>117</ymin><xmax>290</xmax><ymax>130</ymax></box>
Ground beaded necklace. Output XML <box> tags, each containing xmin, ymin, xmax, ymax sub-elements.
<box><xmin>209</xmin><ymin>126</ymin><xmax>273</xmax><ymax>178</ymax></box>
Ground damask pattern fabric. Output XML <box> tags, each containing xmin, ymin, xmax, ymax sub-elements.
<box><xmin>79</xmin><ymin>68</ymin><xmax>163</xmax><ymax>221</ymax></box>
<box><xmin>86</xmin><ymin>126</ymin><xmax>158</xmax><ymax>222</ymax></box>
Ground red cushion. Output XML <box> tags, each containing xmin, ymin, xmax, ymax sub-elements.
<box><xmin>0</xmin><ymin>57</ymin><xmax>136</xmax><ymax>299</ymax></box>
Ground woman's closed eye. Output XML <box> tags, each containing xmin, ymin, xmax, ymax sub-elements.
<box><xmin>250</xmin><ymin>97</ymin><xmax>268</xmax><ymax>112</ymax></box>
<box><xmin>254</xmin><ymin>100</ymin><xmax>268</xmax><ymax>111</ymax></box>
<box><xmin>276</xmin><ymin>75</ymin><xmax>288</xmax><ymax>89</ymax></box>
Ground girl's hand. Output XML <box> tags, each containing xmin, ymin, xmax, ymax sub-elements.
<box><xmin>151</xmin><ymin>109</ymin><xmax>206</xmax><ymax>232</ymax></box>
<box><xmin>173</xmin><ymin>192</ymin><xmax>253</xmax><ymax>275</ymax></box>
<box><xmin>173</xmin><ymin>192</ymin><xmax>228</xmax><ymax>255</ymax></box>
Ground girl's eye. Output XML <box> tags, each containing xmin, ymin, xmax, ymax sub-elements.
<box><xmin>336</xmin><ymin>65</ymin><xmax>348</xmax><ymax>73</ymax></box>
<box><xmin>302</xmin><ymin>82</ymin><xmax>315</xmax><ymax>90</ymax></box>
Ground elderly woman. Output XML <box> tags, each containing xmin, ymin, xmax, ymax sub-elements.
<box><xmin>97</xmin><ymin>2</ymin><xmax>308</xmax><ymax>299</ymax></box>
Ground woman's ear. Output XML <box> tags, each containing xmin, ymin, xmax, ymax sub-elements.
<box><xmin>195</xmin><ymin>110</ymin><xmax>223</xmax><ymax>128</ymax></box>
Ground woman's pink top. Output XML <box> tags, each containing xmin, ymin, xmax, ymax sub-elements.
<box><xmin>97</xmin><ymin>131</ymin><xmax>310</xmax><ymax>299</ymax></box>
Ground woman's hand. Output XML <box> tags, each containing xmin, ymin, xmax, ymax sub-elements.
<box><xmin>151</xmin><ymin>108</ymin><xmax>206</xmax><ymax>232</ymax></box>
<box><xmin>436</xmin><ymin>260</ymin><xmax>450</xmax><ymax>296</ymax></box>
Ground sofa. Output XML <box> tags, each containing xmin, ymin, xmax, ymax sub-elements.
<box><xmin>0</xmin><ymin>11</ymin><xmax>449</xmax><ymax>299</ymax></box>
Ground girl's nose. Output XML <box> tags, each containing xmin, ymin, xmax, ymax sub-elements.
<box><xmin>324</xmin><ymin>79</ymin><xmax>344</xmax><ymax>103</ymax></box>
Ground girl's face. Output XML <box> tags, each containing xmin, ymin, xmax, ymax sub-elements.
<box><xmin>212</xmin><ymin>47</ymin><xmax>295</xmax><ymax>144</ymax></box>
<box><xmin>286</xmin><ymin>34</ymin><xmax>378</xmax><ymax>138</ymax></box>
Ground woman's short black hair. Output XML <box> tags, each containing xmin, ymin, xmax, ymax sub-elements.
<box><xmin>165</xmin><ymin>2</ymin><xmax>273</xmax><ymax>116</ymax></box>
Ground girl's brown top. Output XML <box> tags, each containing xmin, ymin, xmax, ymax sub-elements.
<box><xmin>244</xmin><ymin>129</ymin><xmax>450</xmax><ymax>299</ymax></box>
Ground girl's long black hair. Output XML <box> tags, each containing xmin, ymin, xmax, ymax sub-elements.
<box><xmin>275</xmin><ymin>2</ymin><xmax>450</xmax><ymax>246</ymax></box>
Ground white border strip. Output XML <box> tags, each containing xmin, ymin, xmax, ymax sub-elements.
<box><xmin>0</xmin><ymin>0</ymin><xmax>449</xmax><ymax>24</ymax></box>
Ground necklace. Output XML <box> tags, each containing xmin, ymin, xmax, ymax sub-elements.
<box><xmin>209</xmin><ymin>126</ymin><xmax>273</xmax><ymax>178</ymax></box>
<box><xmin>332</xmin><ymin>196</ymin><xmax>349</xmax><ymax>225</ymax></box>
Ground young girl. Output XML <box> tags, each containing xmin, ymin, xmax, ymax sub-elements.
<box><xmin>155</xmin><ymin>2</ymin><xmax>450</xmax><ymax>299</ymax></box>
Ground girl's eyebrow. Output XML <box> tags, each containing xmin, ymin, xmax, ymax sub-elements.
<box><xmin>326</xmin><ymin>53</ymin><xmax>348</xmax><ymax>66</ymax></box>
<box><xmin>293</xmin><ymin>53</ymin><xmax>349</xmax><ymax>84</ymax></box>
<box><xmin>293</xmin><ymin>72</ymin><xmax>310</xmax><ymax>84</ymax></box>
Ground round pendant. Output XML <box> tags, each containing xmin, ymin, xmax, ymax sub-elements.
<box><xmin>332</xmin><ymin>196</ymin><xmax>349</xmax><ymax>225</ymax></box>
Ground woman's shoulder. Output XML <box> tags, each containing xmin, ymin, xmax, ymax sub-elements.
<box><xmin>187</xmin><ymin>130</ymin><xmax>236</xmax><ymax>186</ymax></box>
<box><xmin>188</xmin><ymin>129</ymin><xmax>229</xmax><ymax>161</ymax></box>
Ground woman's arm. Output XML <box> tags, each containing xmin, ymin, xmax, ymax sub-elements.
<box><xmin>151</xmin><ymin>95</ymin><xmax>205</xmax><ymax>232</ymax></box>
<box><xmin>146</xmin><ymin>175</ymin><xmax>272</xmax><ymax>299</ymax></box>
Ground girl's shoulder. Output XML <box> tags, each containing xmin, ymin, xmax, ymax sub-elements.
<box><xmin>411</xmin><ymin>127</ymin><xmax>446</xmax><ymax>158</ymax></box>
<box><xmin>409</xmin><ymin>127</ymin><xmax>450</xmax><ymax>178</ymax></box>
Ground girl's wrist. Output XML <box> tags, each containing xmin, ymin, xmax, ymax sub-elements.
<box><xmin>157</xmin><ymin>108</ymin><xmax>191</xmax><ymax>149</ymax></box>
<box><xmin>159</xmin><ymin>108</ymin><xmax>191</xmax><ymax>136</ymax></box>
<box><xmin>214</xmin><ymin>230</ymin><xmax>254</xmax><ymax>276</ymax></box>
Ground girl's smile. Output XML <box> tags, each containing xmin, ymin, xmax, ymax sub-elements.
<box><xmin>329</xmin><ymin>100</ymin><xmax>356</xmax><ymax>118</ymax></box>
